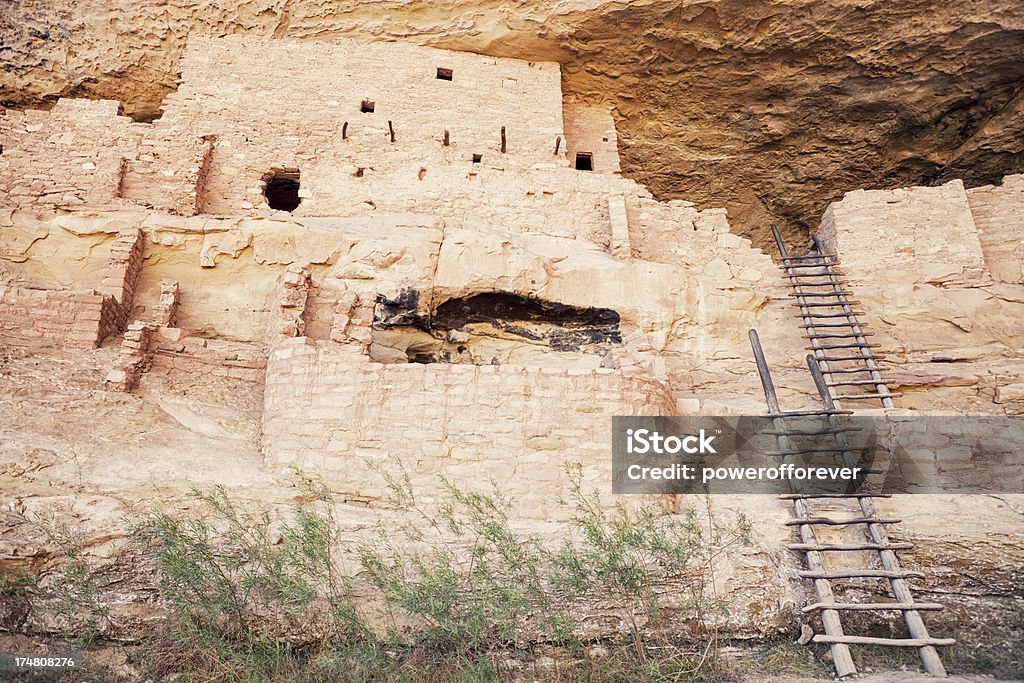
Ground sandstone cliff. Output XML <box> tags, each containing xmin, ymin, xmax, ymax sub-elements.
<box><xmin>3</xmin><ymin>0</ymin><xmax>1023</xmax><ymax>246</ymax></box>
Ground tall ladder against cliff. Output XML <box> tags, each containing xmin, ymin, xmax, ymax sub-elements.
<box><xmin>771</xmin><ymin>225</ymin><xmax>896</xmax><ymax>409</ymax></box>
<box><xmin>748</xmin><ymin>330</ymin><xmax>953</xmax><ymax>677</ymax></box>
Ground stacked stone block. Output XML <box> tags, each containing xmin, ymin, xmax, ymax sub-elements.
<box><xmin>262</xmin><ymin>338</ymin><xmax>676</xmax><ymax>520</ymax></box>
<box><xmin>99</xmin><ymin>227</ymin><xmax>145</xmax><ymax>331</ymax></box>
<box><xmin>149</xmin><ymin>335</ymin><xmax>266</xmax><ymax>382</ymax></box>
<box><xmin>0</xmin><ymin>285</ymin><xmax>120</xmax><ymax>348</ymax></box>
<box><xmin>266</xmin><ymin>264</ymin><xmax>311</xmax><ymax>345</ymax></box>
<box><xmin>151</xmin><ymin>280</ymin><xmax>181</xmax><ymax>327</ymax></box>
<box><xmin>0</xmin><ymin>99</ymin><xmax>145</xmax><ymax>209</ymax></box>
<box><xmin>818</xmin><ymin>180</ymin><xmax>990</xmax><ymax>287</ymax></box>
<box><xmin>104</xmin><ymin>321</ymin><xmax>157</xmax><ymax>391</ymax></box>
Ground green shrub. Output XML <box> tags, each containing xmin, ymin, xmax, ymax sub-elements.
<box><xmin>20</xmin><ymin>513</ymin><xmax>110</xmax><ymax>647</ymax></box>
<box><xmin>355</xmin><ymin>459</ymin><xmax>751</xmax><ymax>679</ymax></box>
<box><xmin>129</xmin><ymin>474</ymin><xmax>366</xmax><ymax>681</ymax></box>
<box><xmin>16</xmin><ymin>466</ymin><xmax>749</xmax><ymax>681</ymax></box>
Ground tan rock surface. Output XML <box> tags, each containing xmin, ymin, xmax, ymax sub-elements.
<box><xmin>4</xmin><ymin>1</ymin><xmax>1024</xmax><ymax>244</ymax></box>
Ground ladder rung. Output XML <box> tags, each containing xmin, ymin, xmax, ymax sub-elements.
<box><xmin>816</xmin><ymin>355</ymin><xmax>889</xmax><ymax>362</ymax></box>
<box><xmin>797</xmin><ymin>301</ymin><xmax>862</xmax><ymax>307</ymax></box>
<box><xmin>783</xmin><ymin>262</ymin><xmax>844</xmax><ymax>270</ymax></box>
<box><xmin>791</xmin><ymin>291</ymin><xmax>856</xmax><ymax>298</ymax></box>
<box><xmin>805</xmin><ymin>332</ymin><xmax>875</xmax><ymax>339</ymax></box>
<box><xmin>835</xmin><ymin>392</ymin><xmax>901</xmax><ymax>400</ymax></box>
<box><xmin>788</xmin><ymin>542</ymin><xmax>912</xmax><ymax>551</ymax></box>
<box><xmin>782</xmin><ymin>282</ymin><xmax>847</xmax><ymax>290</ymax></box>
<box><xmin>812</xmin><ymin>635</ymin><xmax>955</xmax><ymax>647</ymax></box>
<box><xmin>782</xmin><ymin>254</ymin><xmax>838</xmax><ymax>261</ymax></box>
<box><xmin>807</xmin><ymin>343</ymin><xmax>882</xmax><ymax>350</ymax></box>
<box><xmin>786</xmin><ymin>517</ymin><xmax>901</xmax><ymax>526</ymax></box>
<box><xmin>766</xmin><ymin>447</ymin><xmax>862</xmax><ymax>456</ymax></box>
<box><xmin>771</xmin><ymin>409</ymin><xmax>854</xmax><ymax>417</ymax></box>
<box><xmin>799</xmin><ymin>569</ymin><xmax>925</xmax><ymax>579</ymax></box>
<box><xmin>802</xmin><ymin>601</ymin><xmax>943</xmax><ymax>613</ymax></box>
<box><xmin>826</xmin><ymin>379</ymin><xmax>889</xmax><ymax>386</ymax></box>
<box><xmin>780</xmin><ymin>492</ymin><xmax>890</xmax><ymax>499</ymax></box>
<box><xmin>800</xmin><ymin>322</ymin><xmax>862</xmax><ymax>328</ymax></box>
<box><xmin>818</xmin><ymin>367</ymin><xmax>883</xmax><ymax>374</ymax></box>
<box><xmin>764</xmin><ymin>427</ymin><xmax>863</xmax><ymax>436</ymax></box>
<box><xmin>799</xmin><ymin>312</ymin><xmax>868</xmax><ymax>319</ymax></box>
<box><xmin>786</xmin><ymin>279</ymin><xmax>849</xmax><ymax>287</ymax></box>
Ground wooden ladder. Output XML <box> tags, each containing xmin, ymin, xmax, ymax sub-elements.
<box><xmin>772</xmin><ymin>225</ymin><xmax>897</xmax><ymax>410</ymax></box>
<box><xmin>749</xmin><ymin>329</ymin><xmax>952</xmax><ymax>677</ymax></box>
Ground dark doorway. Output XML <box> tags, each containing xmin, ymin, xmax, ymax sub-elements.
<box><xmin>263</xmin><ymin>170</ymin><xmax>301</xmax><ymax>212</ymax></box>
<box><xmin>575</xmin><ymin>152</ymin><xmax>594</xmax><ymax>171</ymax></box>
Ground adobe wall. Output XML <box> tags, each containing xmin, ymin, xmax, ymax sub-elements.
<box><xmin>263</xmin><ymin>338</ymin><xmax>675</xmax><ymax>519</ymax></box>
<box><xmin>967</xmin><ymin>174</ymin><xmax>1024</xmax><ymax>284</ymax></box>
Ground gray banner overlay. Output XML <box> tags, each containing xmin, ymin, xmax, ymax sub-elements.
<box><xmin>612</xmin><ymin>416</ymin><xmax>1024</xmax><ymax>494</ymax></box>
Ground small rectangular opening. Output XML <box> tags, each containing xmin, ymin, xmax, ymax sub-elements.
<box><xmin>575</xmin><ymin>152</ymin><xmax>593</xmax><ymax>171</ymax></box>
<box><xmin>436</xmin><ymin>67</ymin><xmax>453</xmax><ymax>81</ymax></box>
<box><xmin>360</xmin><ymin>99</ymin><xmax>375</xmax><ymax>113</ymax></box>
<box><xmin>472</xmin><ymin>154</ymin><xmax>483</xmax><ymax>163</ymax></box>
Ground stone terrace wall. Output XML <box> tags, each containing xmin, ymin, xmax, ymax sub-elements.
<box><xmin>967</xmin><ymin>174</ymin><xmax>1024</xmax><ymax>284</ymax></box>
<box><xmin>0</xmin><ymin>100</ymin><xmax>143</xmax><ymax>210</ymax></box>
<box><xmin>263</xmin><ymin>338</ymin><xmax>675</xmax><ymax>520</ymax></box>
<box><xmin>0</xmin><ymin>284</ymin><xmax>120</xmax><ymax>348</ymax></box>
<box><xmin>818</xmin><ymin>179</ymin><xmax>989</xmax><ymax>286</ymax></box>
<box><xmin>626</xmin><ymin>197</ymin><xmax>774</xmax><ymax>279</ymax></box>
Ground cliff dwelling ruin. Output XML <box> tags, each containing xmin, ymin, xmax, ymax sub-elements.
<box><xmin>1</xmin><ymin>21</ymin><xmax>1023</xmax><ymax>683</ymax></box>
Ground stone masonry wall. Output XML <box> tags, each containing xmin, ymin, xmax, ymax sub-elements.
<box><xmin>147</xmin><ymin>36</ymin><xmax>567</xmax><ymax>216</ymax></box>
<box><xmin>967</xmin><ymin>174</ymin><xmax>1024</xmax><ymax>284</ymax></box>
<box><xmin>814</xmin><ymin>175</ymin><xmax>1024</xmax><ymax>413</ymax></box>
<box><xmin>263</xmin><ymin>338</ymin><xmax>676</xmax><ymax>520</ymax></box>
<box><xmin>0</xmin><ymin>99</ymin><xmax>215</xmax><ymax>215</ymax></box>
<box><xmin>0</xmin><ymin>99</ymin><xmax>144</xmax><ymax>210</ymax></box>
<box><xmin>562</xmin><ymin>101</ymin><xmax>621</xmax><ymax>174</ymax></box>
<box><xmin>818</xmin><ymin>179</ymin><xmax>989</xmax><ymax>287</ymax></box>
<box><xmin>99</xmin><ymin>227</ymin><xmax>146</xmax><ymax>331</ymax></box>
<box><xmin>0</xmin><ymin>284</ymin><xmax>120</xmax><ymax>348</ymax></box>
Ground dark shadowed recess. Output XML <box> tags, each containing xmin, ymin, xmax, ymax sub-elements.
<box><xmin>433</xmin><ymin>292</ymin><xmax>621</xmax><ymax>351</ymax></box>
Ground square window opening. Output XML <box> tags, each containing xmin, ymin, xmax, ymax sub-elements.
<box><xmin>472</xmin><ymin>154</ymin><xmax>483</xmax><ymax>163</ymax></box>
<box><xmin>575</xmin><ymin>152</ymin><xmax>594</xmax><ymax>171</ymax></box>
<box><xmin>360</xmin><ymin>99</ymin><xmax>375</xmax><ymax>113</ymax></box>
<box><xmin>436</xmin><ymin>67</ymin><xmax>453</xmax><ymax>81</ymax></box>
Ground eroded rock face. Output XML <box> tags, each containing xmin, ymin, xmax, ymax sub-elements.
<box><xmin>2</xmin><ymin>1</ymin><xmax>1023</xmax><ymax>245</ymax></box>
